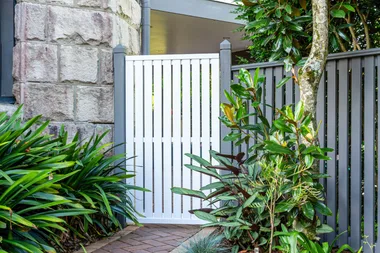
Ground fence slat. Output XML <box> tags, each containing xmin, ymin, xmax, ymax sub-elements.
<box><xmin>172</xmin><ymin>59</ymin><xmax>182</xmax><ymax>219</ymax></box>
<box><xmin>182</xmin><ymin>59</ymin><xmax>192</xmax><ymax>220</ymax></box>
<box><xmin>265</xmin><ymin>68</ymin><xmax>274</xmax><ymax>124</ymax></box>
<box><xmin>211</xmin><ymin>58</ymin><xmax>220</xmax><ymax>179</ymax></box>
<box><xmin>274</xmin><ymin>66</ymin><xmax>284</xmax><ymax>109</ymax></box>
<box><xmin>377</xmin><ymin>55</ymin><xmax>380</xmax><ymax>253</ymax></box>
<box><xmin>316</xmin><ymin>71</ymin><xmax>326</xmax><ymax>225</ymax></box>
<box><xmin>143</xmin><ymin>60</ymin><xmax>153</xmax><ymax>218</ymax></box>
<box><xmin>153</xmin><ymin>60</ymin><xmax>163</xmax><ymax>218</ymax></box>
<box><xmin>350</xmin><ymin>57</ymin><xmax>362</xmax><ymax>250</ymax></box>
<box><xmin>201</xmin><ymin>59</ymin><xmax>211</xmax><ymax>203</ymax></box>
<box><xmin>338</xmin><ymin>59</ymin><xmax>349</xmax><ymax>245</ymax></box>
<box><xmin>364</xmin><ymin>56</ymin><xmax>375</xmax><ymax>247</ymax></box>
<box><xmin>163</xmin><ymin>60</ymin><xmax>172</xmax><ymax>219</ymax></box>
<box><xmin>125</xmin><ymin>60</ymin><xmax>135</xmax><ymax>207</ymax></box>
<box><xmin>191</xmin><ymin>59</ymin><xmax>202</xmax><ymax>212</ymax></box>
<box><xmin>285</xmin><ymin>71</ymin><xmax>293</xmax><ymax>106</ymax></box>
<box><xmin>326</xmin><ymin>60</ymin><xmax>337</xmax><ymax>243</ymax></box>
<box><xmin>134</xmin><ymin>61</ymin><xmax>144</xmax><ymax>214</ymax></box>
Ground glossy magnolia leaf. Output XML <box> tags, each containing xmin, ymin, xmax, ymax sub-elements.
<box><xmin>343</xmin><ymin>4</ymin><xmax>355</xmax><ymax>12</ymax></box>
<box><xmin>314</xmin><ymin>201</ymin><xmax>332</xmax><ymax>216</ymax></box>
<box><xmin>276</xmin><ymin>77</ymin><xmax>291</xmax><ymax>89</ymax></box>
<box><xmin>285</xmin><ymin>4</ymin><xmax>292</xmax><ymax>14</ymax></box>
<box><xmin>273</xmin><ymin>119</ymin><xmax>293</xmax><ymax>133</ymax></box>
<box><xmin>265</xmin><ymin>142</ymin><xmax>294</xmax><ymax>155</ymax></box>
<box><xmin>224</xmin><ymin>90</ymin><xmax>237</xmax><ymax>107</ymax></box>
<box><xmin>171</xmin><ymin>187</ymin><xmax>206</xmax><ymax>199</ymax></box>
<box><xmin>223</xmin><ymin>132</ymin><xmax>241</xmax><ymax>142</ymax></box>
<box><xmin>331</xmin><ymin>10</ymin><xmax>346</xmax><ymax>18</ymax></box>
<box><xmin>273</xmin><ymin>35</ymin><xmax>283</xmax><ymax>51</ymax></box>
<box><xmin>246</xmin><ymin>18</ymin><xmax>270</xmax><ymax>30</ymax></box>
<box><xmin>275</xmin><ymin>201</ymin><xmax>295</xmax><ymax>213</ymax></box>
<box><xmin>316</xmin><ymin>224</ymin><xmax>334</xmax><ymax>234</ymax></box>
<box><xmin>275</xmin><ymin>8</ymin><xmax>282</xmax><ymax>18</ymax></box>
<box><xmin>295</xmin><ymin>101</ymin><xmax>304</xmax><ymax>121</ymax></box>
<box><xmin>302</xmin><ymin>146</ymin><xmax>318</xmax><ymax>154</ymax></box>
<box><xmin>193</xmin><ymin>211</ymin><xmax>218</xmax><ymax>223</ymax></box>
<box><xmin>305</xmin><ymin>154</ymin><xmax>314</xmax><ymax>168</ymax></box>
<box><xmin>302</xmin><ymin>202</ymin><xmax>315</xmax><ymax>220</ymax></box>
<box><xmin>299</xmin><ymin>0</ymin><xmax>307</xmax><ymax>10</ymax></box>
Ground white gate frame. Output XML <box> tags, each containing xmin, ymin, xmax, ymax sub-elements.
<box><xmin>113</xmin><ymin>41</ymin><xmax>232</xmax><ymax>225</ymax></box>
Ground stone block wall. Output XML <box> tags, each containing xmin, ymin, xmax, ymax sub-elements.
<box><xmin>12</xmin><ymin>0</ymin><xmax>141</xmax><ymax>142</ymax></box>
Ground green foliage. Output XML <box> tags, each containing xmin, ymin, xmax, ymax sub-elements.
<box><xmin>183</xmin><ymin>234</ymin><xmax>229</xmax><ymax>253</ymax></box>
<box><xmin>0</xmin><ymin>106</ymin><xmax>143</xmax><ymax>252</ymax></box>
<box><xmin>172</xmin><ymin>69</ymin><xmax>333</xmax><ymax>252</ymax></box>
<box><xmin>274</xmin><ymin>226</ymin><xmax>363</xmax><ymax>253</ymax></box>
<box><xmin>235</xmin><ymin>0</ymin><xmax>380</xmax><ymax>64</ymax></box>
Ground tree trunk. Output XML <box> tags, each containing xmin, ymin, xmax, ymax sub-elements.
<box><xmin>298</xmin><ymin>0</ymin><xmax>329</xmax><ymax>143</ymax></box>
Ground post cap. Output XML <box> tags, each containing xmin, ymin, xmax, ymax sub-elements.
<box><xmin>113</xmin><ymin>44</ymin><xmax>127</xmax><ymax>54</ymax></box>
<box><xmin>220</xmin><ymin>39</ymin><xmax>232</xmax><ymax>50</ymax></box>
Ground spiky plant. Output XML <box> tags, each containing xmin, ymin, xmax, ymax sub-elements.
<box><xmin>183</xmin><ymin>234</ymin><xmax>229</xmax><ymax>253</ymax></box>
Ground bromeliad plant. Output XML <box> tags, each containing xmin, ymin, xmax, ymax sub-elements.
<box><xmin>172</xmin><ymin>69</ymin><xmax>333</xmax><ymax>252</ymax></box>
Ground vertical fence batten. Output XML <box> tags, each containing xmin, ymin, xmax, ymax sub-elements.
<box><xmin>364</xmin><ymin>56</ymin><xmax>376</xmax><ymax>247</ymax></box>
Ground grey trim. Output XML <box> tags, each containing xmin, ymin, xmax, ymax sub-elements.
<box><xmin>142</xmin><ymin>0</ymin><xmax>151</xmax><ymax>55</ymax></box>
<box><xmin>113</xmin><ymin>44</ymin><xmax>127</xmax><ymax>227</ymax></box>
<box><xmin>219</xmin><ymin>40</ymin><xmax>232</xmax><ymax>157</ymax></box>
<box><xmin>0</xmin><ymin>0</ymin><xmax>15</xmax><ymax>98</ymax></box>
<box><xmin>151</xmin><ymin>0</ymin><xmax>243</xmax><ymax>24</ymax></box>
<box><xmin>231</xmin><ymin>48</ymin><xmax>380</xmax><ymax>71</ymax></box>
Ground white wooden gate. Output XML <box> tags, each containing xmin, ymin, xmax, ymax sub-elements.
<box><xmin>124</xmin><ymin>54</ymin><xmax>220</xmax><ymax>224</ymax></box>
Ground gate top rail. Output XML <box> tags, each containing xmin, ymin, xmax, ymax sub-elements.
<box><xmin>231</xmin><ymin>48</ymin><xmax>380</xmax><ymax>71</ymax></box>
<box><xmin>125</xmin><ymin>53</ymin><xmax>219</xmax><ymax>61</ymax></box>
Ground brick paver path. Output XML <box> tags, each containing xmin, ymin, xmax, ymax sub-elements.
<box><xmin>93</xmin><ymin>224</ymin><xmax>200</xmax><ymax>253</ymax></box>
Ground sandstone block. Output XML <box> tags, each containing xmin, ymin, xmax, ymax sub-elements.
<box><xmin>60</xmin><ymin>46</ymin><xmax>98</xmax><ymax>83</ymax></box>
<box><xmin>22</xmin><ymin>83</ymin><xmax>74</xmax><ymax>121</ymax></box>
<box><xmin>75</xmin><ymin>86</ymin><xmax>114</xmax><ymax>123</ymax></box>
<box><xmin>48</xmin><ymin>6</ymin><xmax>112</xmax><ymax>46</ymax></box>
<box><xmin>13</xmin><ymin>43</ymin><xmax>58</xmax><ymax>82</ymax></box>
<box><xmin>77</xmin><ymin>0</ymin><xmax>107</xmax><ymax>8</ymax></box>
<box><xmin>47</xmin><ymin>0</ymin><xmax>74</xmax><ymax>5</ymax></box>
<box><xmin>15</xmin><ymin>3</ymin><xmax>46</xmax><ymax>41</ymax></box>
<box><xmin>100</xmin><ymin>49</ymin><xmax>113</xmax><ymax>84</ymax></box>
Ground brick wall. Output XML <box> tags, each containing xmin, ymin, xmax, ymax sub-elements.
<box><xmin>12</xmin><ymin>0</ymin><xmax>141</xmax><ymax>142</ymax></box>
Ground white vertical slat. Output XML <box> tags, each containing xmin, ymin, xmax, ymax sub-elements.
<box><xmin>143</xmin><ymin>60</ymin><xmax>153</xmax><ymax>218</ymax></box>
<box><xmin>182</xmin><ymin>59</ymin><xmax>192</xmax><ymax>219</ymax></box>
<box><xmin>191</xmin><ymin>59</ymin><xmax>201</xmax><ymax>213</ymax></box>
<box><xmin>125</xmin><ymin>60</ymin><xmax>135</xmax><ymax>189</ymax></box>
<box><xmin>153</xmin><ymin>60</ymin><xmax>163</xmax><ymax>218</ymax></box>
<box><xmin>163</xmin><ymin>60</ymin><xmax>173</xmax><ymax>219</ymax></box>
<box><xmin>211</xmin><ymin>58</ymin><xmax>220</xmax><ymax>191</ymax></box>
<box><xmin>134</xmin><ymin>60</ymin><xmax>144</xmax><ymax>214</ymax></box>
<box><xmin>172</xmin><ymin>60</ymin><xmax>182</xmax><ymax>219</ymax></box>
<box><xmin>201</xmin><ymin>59</ymin><xmax>211</xmax><ymax>204</ymax></box>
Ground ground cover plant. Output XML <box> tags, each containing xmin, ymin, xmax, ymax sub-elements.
<box><xmin>172</xmin><ymin>69</ymin><xmax>335</xmax><ymax>252</ymax></box>
<box><xmin>0</xmin><ymin>106</ymin><xmax>143</xmax><ymax>253</ymax></box>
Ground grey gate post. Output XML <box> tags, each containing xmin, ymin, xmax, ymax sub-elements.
<box><xmin>113</xmin><ymin>44</ymin><xmax>127</xmax><ymax>227</ymax></box>
<box><xmin>219</xmin><ymin>40</ymin><xmax>232</xmax><ymax>158</ymax></box>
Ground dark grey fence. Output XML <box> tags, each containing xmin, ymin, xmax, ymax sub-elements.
<box><xmin>226</xmin><ymin>45</ymin><xmax>380</xmax><ymax>251</ymax></box>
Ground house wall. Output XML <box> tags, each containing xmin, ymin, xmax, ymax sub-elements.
<box><xmin>12</xmin><ymin>0</ymin><xmax>141</xmax><ymax>142</ymax></box>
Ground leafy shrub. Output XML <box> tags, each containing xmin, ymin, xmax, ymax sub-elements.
<box><xmin>0</xmin><ymin>106</ymin><xmax>143</xmax><ymax>252</ymax></box>
<box><xmin>172</xmin><ymin>69</ymin><xmax>332</xmax><ymax>252</ymax></box>
<box><xmin>55</xmin><ymin>128</ymin><xmax>145</xmax><ymax>243</ymax></box>
<box><xmin>274</xmin><ymin>226</ymin><xmax>363</xmax><ymax>253</ymax></box>
<box><xmin>183</xmin><ymin>234</ymin><xmax>229</xmax><ymax>253</ymax></box>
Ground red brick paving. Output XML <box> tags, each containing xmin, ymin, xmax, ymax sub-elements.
<box><xmin>93</xmin><ymin>224</ymin><xmax>200</xmax><ymax>253</ymax></box>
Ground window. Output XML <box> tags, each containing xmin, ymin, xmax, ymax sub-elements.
<box><xmin>0</xmin><ymin>0</ymin><xmax>15</xmax><ymax>103</ymax></box>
